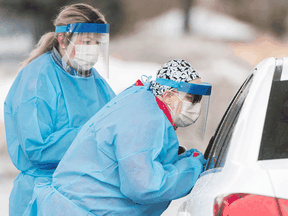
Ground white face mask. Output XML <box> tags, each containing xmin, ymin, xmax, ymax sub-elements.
<box><xmin>65</xmin><ymin>40</ymin><xmax>100</xmax><ymax>71</ymax></box>
<box><xmin>73</xmin><ymin>44</ymin><xmax>100</xmax><ymax>70</ymax></box>
<box><xmin>169</xmin><ymin>93</ymin><xmax>202</xmax><ymax>128</ymax></box>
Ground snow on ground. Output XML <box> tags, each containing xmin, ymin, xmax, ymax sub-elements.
<box><xmin>0</xmin><ymin>34</ymin><xmax>33</xmax><ymax>56</ymax></box>
<box><xmin>107</xmin><ymin>57</ymin><xmax>160</xmax><ymax>94</ymax></box>
<box><xmin>189</xmin><ymin>6</ymin><xmax>257</xmax><ymax>42</ymax></box>
<box><xmin>0</xmin><ymin>76</ymin><xmax>15</xmax><ymax>123</ymax></box>
<box><xmin>137</xmin><ymin>6</ymin><xmax>257</xmax><ymax>42</ymax></box>
<box><xmin>0</xmin><ymin>177</ymin><xmax>13</xmax><ymax>216</ymax></box>
<box><xmin>0</xmin><ymin>75</ymin><xmax>18</xmax><ymax>216</ymax></box>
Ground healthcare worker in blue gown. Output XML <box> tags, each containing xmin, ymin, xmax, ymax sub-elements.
<box><xmin>24</xmin><ymin>59</ymin><xmax>212</xmax><ymax>216</ymax></box>
<box><xmin>4</xmin><ymin>3</ymin><xmax>115</xmax><ymax>216</ymax></box>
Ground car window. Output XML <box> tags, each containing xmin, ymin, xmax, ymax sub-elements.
<box><xmin>259</xmin><ymin>79</ymin><xmax>288</xmax><ymax>160</ymax></box>
<box><xmin>205</xmin><ymin>73</ymin><xmax>254</xmax><ymax>170</ymax></box>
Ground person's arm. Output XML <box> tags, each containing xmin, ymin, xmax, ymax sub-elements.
<box><xmin>115</xmin><ymin>110</ymin><xmax>204</xmax><ymax>204</ymax></box>
<box><xmin>111</xmin><ymin>90</ymin><xmax>204</xmax><ymax>204</ymax></box>
<box><xmin>118</xmin><ymin>150</ymin><xmax>204</xmax><ymax>204</ymax></box>
<box><xmin>15</xmin><ymin>95</ymin><xmax>80</xmax><ymax>168</ymax></box>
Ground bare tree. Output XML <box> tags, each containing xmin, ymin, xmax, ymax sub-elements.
<box><xmin>180</xmin><ymin>0</ymin><xmax>194</xmax><ymax>33</ymax></box>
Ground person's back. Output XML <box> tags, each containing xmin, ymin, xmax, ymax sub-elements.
<box><xmin>30</xmin><ymin>84</ymin><xmax>180</xmax><ymax>215</ymax></box>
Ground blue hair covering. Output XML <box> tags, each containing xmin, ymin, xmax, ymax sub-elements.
<box><xmin>149</xmin><ymin>59</ymin><xmax>201</xmax><ymax>96</ymax></box>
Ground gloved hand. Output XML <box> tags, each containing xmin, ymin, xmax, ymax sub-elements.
<box><xmin>194</xmin><ymin>152</ymin><xmax>207</xmax><ymax>166</ymax></box>
<box><xmin>178</xmin><ymin>148</ymin><xmax>207</xmax><ymax>166</ymax></box>
<box><xmin>177</xmin><ymin>148</ymin><xmax>199</xmax><ymax>161</ymax></box>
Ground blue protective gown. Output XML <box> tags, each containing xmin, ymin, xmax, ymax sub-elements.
<box><xmin>23</xmin><ymin>82</ymin><xmax>203</xmax><ymax>216</ymax></box>
<box><xmin>4</xmin><ymin>52</ymin><xmax>115</xmax><ymax>216</ymax></box>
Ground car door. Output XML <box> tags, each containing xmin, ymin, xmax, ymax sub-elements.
<box><xmin>178</xmin><ymin>73</ymin><xmax>254</xmax><ymax>215</ymax></box>
<box><xmin>205</xmin><ymin>73</ymin><xmax>253</xmax><ymax>170</ymax></box>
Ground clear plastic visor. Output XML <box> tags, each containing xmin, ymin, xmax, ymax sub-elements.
<box><xmin>64</xmin><ymin>32</ymin><xmax>109</xmax><ymax>78</ymax></box>
<box><xmin>173</xmin><ymin>91</ymin><xmax>210</xmax><ymax>141</ymax></box>
<box><xmin>155</xmin><ymin>78</ymin><xmax>212</xmax><ymax>141</ymax></box>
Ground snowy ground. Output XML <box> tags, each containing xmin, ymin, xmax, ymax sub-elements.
<box><xmin>0</xmin><ymin>6</ymin><xmax>258</xmax><ymax>216</ymax></box>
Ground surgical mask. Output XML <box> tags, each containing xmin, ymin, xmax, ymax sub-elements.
<box><xmin>169</xmin><ymin>93</ymin><xmax>202</xmax><ymax>127</ymax></box>
<box><xmin>65</xmin><ymin>40</ymin><xmax>100</xmax><ymax>71</ymax></box>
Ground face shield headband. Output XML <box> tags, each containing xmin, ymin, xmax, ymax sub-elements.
<box><xmin>155</xmin><ymin>78</ymin><xmax>212</xmax><ymax>96</ymax></box>
<box><xmin>55</xmin><ymin>23</ymin><xmax>109</xmax><ymax>34</ymax></box>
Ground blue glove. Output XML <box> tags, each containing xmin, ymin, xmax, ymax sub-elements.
<box><xmin>194</xmin><ymin>152</ymin><xmax>207</xmax><ymax>166</ymax></box>
<box><xmin>178</xmin><ymin>148</ymin><xmax>207</xmax><ymax>166</ymax></box>
<box><xmin>177</xmin><ymin>148</ymin><xmax>199</xmax><ymax>161</ymax></box>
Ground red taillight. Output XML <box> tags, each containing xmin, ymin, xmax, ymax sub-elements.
<box><xmin>213</xmin><ymin>193</ymin><xmax>288</xmax><ymax>216</ymax></box>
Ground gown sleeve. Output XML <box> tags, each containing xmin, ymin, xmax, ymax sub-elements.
<box><xmin>5</xmin><ymin>57</ymin><xmax>115</xmax><ymax>171</ymax></box>
<box><xmin>116</xmin><ymin>111</ymin><xmax>203</xmax><ymax>204</ymax></box>
<box><xmin>5</xmin><ymin>68</ymin><xmax>78</xmax><ymax>169</ymax></box>
<box><xmin>14</xmin><ymin>92</ymin><xmax>80</xmax><ymax>169</ymax></box>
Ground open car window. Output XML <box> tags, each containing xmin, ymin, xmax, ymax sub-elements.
<box><xmin>205</xmin><ymin>73</ymin><xmax>254</xmax><ymax>170</ymax></box>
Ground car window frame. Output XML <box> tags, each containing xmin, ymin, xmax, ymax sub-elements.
<box><xmin>204</xmin><ymin>73</ymin><xmax>254</xmax><ymax>171</ymax></box>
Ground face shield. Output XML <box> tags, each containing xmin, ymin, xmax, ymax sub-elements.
<box><xmin>156</xmin><ymin>78</ymin><xmax>212</xmax><ymax>140</ymax></box>
<box><xmin>55</xmin><ymin>23</ymin><xmax>109</xmax><ymax>78</ymax></box>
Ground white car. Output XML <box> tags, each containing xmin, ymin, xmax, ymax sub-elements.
<box><xmin>177</xmin><ymin>57</ymin><xmax>288</xmax><ymax>216</ymax></box>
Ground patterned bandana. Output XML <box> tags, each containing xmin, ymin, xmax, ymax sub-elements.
<box><xmin>149</xmin><ymin>59</ymin><xmax>201</xmax><ymax>96</ymax></box>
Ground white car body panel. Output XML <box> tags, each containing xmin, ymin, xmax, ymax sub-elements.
<box><xmin>178</xmin><ymin>57</ymin><xmax>288</xmax><ymax>216</ymax></box>
<box><xmin>259</xmin><ymin>160</ymin><xmax>288</xmax><ymax>199</ymax></box>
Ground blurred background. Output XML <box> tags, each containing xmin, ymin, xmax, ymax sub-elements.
<box><xmin>1</xmin><ymin>0</ymin><xmax>288</xmax><ymax>215</ymax></box>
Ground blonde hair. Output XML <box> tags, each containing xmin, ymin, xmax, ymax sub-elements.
<box><xmin>20</xmin><ymin>3</ymin><xmax>106</xmax><ymax>69</ymax></box>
